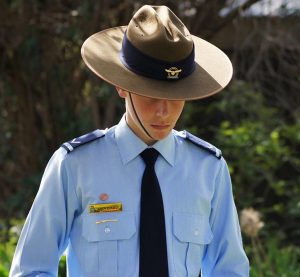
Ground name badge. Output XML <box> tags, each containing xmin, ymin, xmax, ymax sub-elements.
<box><xmin>89</xmin><ymin>202</ymin><xmax>122</xmax><ymax>213</ymax></box>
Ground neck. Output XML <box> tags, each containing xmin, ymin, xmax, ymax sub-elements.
<box><xmin>124</xmin><ymin>114</ymin><xmax>157</xmax><ymax>145</ymax></box>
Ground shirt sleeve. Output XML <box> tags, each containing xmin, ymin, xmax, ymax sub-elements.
<box><xmin>9</xmin><ymin>148</ymin><xmax>80</xmax><ymax>277</ymax></box>
<box><xmin>201</xmin><ymin>158</ymin><xmax>250</xmax><ymax>277</ymax></box>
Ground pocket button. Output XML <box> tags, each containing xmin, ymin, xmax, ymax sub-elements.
<box><xmin>194</xmin><ymin>229</ymin><xmax>199</xmax><ymax>236</ymax></box>
<box><xmin>104</xmin><ymin>227</ymin><xmax>111</xmax><ymax>234</ymax></box>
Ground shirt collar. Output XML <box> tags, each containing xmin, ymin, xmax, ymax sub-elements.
<box><xmin>114</xmin><ymin>115</ymin><xmax>175</xmax><ymax>166</ymax></box>
<box><xmin>152</xmin><ymin>132</ymin><xmax>175</xmax><ymax>166</ymax></box>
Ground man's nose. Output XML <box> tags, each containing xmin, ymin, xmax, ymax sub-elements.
<box><xmin>155</xmin><ymin>100</ymin><xmax>169</xmax><ymax>117</ymax></box>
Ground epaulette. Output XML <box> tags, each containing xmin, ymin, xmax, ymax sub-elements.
<box><xmin>61</xmin><ymin>129</ymin><xmax>106</xmax><ymax>153</ymax></box>
<box><xmin>179</xmin><ymin>130</ymin><xmax>222</xmax><ymax>159</ymax></box>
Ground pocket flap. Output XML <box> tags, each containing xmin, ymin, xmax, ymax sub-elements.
<box><xmin>173</xmin><ymin>212</ymin><xmax>213</xmax><ymax>244</ymax></box>
<box><xmin>82</xmin><ymin>211</ymin><xmax>136</xmax><ymax>242</ymax></box>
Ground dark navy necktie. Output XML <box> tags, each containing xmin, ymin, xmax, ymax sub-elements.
<box><xmin>139</xmin><ymin>148</ymin><xmax>169</xmax><ymax>277</ymax></box>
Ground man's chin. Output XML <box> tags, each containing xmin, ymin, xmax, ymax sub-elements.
<box><xmin>150</xmin><ymin>129</ymin><xmax>172</xmax><ymax>141</ymax></box>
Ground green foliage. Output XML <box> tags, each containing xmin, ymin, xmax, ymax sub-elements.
<box><xmin>0</xmin><ymin>249</ymin><xmax>10</xmax><ymax>277</ymax></box>
<box><xmin>0</xmin><ymin>219</ymin><xmax>67</xmax><ymax>277</ymax></box>
<box><xmin>0</xmin><ymin>220</ymin><xmax>21</xmax><ymax>277</ymax></box>
<box><xmin>58</xmin><ymin>256</ymin><xmax>66</xmax><ymax>277</ymax></box>
<box><xmin>182</xmin><ymin>80</ymin><xmax>300</xmax><ymax>272</ymax></box>
<box><xmin>0</xmin><ymin>242</ymin><xmax>67</xmax><ymax>277</ymax></box>
<box><xmin>183</xmin><ymin>80</ymin><xmax>300</xmax><ymax>245</ymax></box>
<box><xmin>249</xmin><ymin>239</ymin><xmax>300</xmax><ymax>277</ymax></box>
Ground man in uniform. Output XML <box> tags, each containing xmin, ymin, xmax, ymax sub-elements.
<box><xmin>10</xmin><ymin>5</ymin><xmax>249</xmax><ymax>277</ymax></box>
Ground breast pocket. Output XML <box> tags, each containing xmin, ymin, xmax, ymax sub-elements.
<box><xmin>172</xmin><ymin>212</ymin><xmax>213</xmax><ymax>277</ymax></box>
<box><xmin>82</xmin><ymin>211</ymin><xmax>137</xmax><ymax>277</ymax></box>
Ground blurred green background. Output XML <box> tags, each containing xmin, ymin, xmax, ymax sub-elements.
<box><xmin>0</xmin><ymin>0</ymin><xmax>299</xmax><ymax>276</ymax></box>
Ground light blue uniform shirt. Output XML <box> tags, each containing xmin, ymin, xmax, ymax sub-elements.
<box><xmin>10</xmin><ymin>117</ymin><xmax>249</xmax><ymax>277</ymax></box>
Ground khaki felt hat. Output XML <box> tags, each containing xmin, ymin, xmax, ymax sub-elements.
<box><xmin>81</xmin><ymin>5</ymin><xmax>233</xmax><ymax>100</ymax></box>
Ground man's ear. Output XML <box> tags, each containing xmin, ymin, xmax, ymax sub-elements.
<box><xmin>116</xmin><ymin>87</ymin><xmax>127</xmax><ymax>98</ymax></box>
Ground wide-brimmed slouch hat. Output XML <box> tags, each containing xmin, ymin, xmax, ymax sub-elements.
<box><xmin>81</xmin><ymin>5</ymin><xmax>233</xmax><ymax>100</ymax></box>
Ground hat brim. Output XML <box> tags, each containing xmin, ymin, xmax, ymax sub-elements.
<box><xmin>81</xmin><ymin>26</ymin><xmax>233</xmax><ymax>100</ymax></box>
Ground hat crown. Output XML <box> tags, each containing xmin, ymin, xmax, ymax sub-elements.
<box><xmin>127</xmin><ymin>5</ymin><xmax>193</xmax><ymax>62</ymax></box>
<box><xmin>81</xmin><ymin>5</ymin><xmax>233</xmax><ymax>100</ymax></box>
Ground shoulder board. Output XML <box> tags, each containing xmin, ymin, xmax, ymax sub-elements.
<box><xmin>61</xmin><ymin>129</ymin><xmax>106</xmax><ymax>153</ymax></box>
<box><xmin>180</xmin><ymin>130</ymin><xmax>222</xmax><ymax>159</ymax></box>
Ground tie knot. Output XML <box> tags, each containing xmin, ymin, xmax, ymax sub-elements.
<box><xmin>140</xmin><ymin>148</ymin><xmax>159</xmax><ymax>166</ymax></box>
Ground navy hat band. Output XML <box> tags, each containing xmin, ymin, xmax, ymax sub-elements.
<box><xmin>120</xmin><ymin>33</ymin><xmax>195</xmax><ymax>81</ymax></box>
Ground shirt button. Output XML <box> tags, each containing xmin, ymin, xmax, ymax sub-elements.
<box><xmin>104</xmin><ymin>227</ymin><xmax>111</xmax><ymax>233</ymax></box>
<box><xmin>194</xmin><ymin>229</ymin><xmax>199</xmax><ymax>236</ymax></box>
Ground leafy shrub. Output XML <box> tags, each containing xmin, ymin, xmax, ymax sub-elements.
<box><xmin>183</xmin><ymin>81</ymin><xmax>300</xmax><ymax>245</ymax></box>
